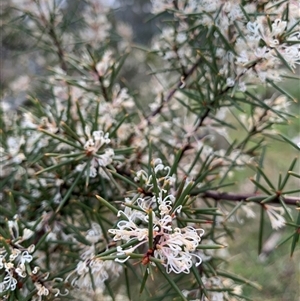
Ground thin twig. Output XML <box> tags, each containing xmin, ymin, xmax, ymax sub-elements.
<box><xmin>141</xmin><ymin>57</ymin><xmax>203</xmax><ymax>128</ymax></box>
<box><xmin>178</xmin><ymin>59</ymin><xmax>264</xmax><ymax>162</ymax></box>
<box><xmin>48</xmin><ymin>27</ymin><xmax>68</xmax><ymax>71</ymax></box>
<box><xmin>93</xmin><ymin>66</ymin><xmax>109</xmax><ymax>102</ymax></box>
<box><xmin>197</xmin><ymin>190</ymin><xmax>300</xmax><ymax>206</ymax></box>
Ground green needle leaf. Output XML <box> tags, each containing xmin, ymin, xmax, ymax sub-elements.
<box><xmin>140</xmin><ymin>269</ymin><xmax>149</xmax><ymax>294</ymax></box>
<box><xmin>55</xmin><ymin>165</ymin><xmax>87</xmax><ymax>213</ymax></box>
<box><xmin>155</xmin><ymin>262</ymin><xmax>188</xmax><ymax>301</ymax></box>
<box><xmin>95</xmin><ymin>195</ymin><xmax>119</xmax><ymax>215</ymax></box>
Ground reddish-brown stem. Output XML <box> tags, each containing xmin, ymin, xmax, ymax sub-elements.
<box><xmin>198</xmin><ymin>190</ymin><xmax>299</xmax><ymax>206</ymax></box>
<box><xmin>141</xmin><ymin>57</ymin><xmax>203</xmax><ymax>127</ymax></box>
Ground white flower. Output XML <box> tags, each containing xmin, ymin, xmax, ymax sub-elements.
<box><xmin>238</xmin><ymin>82</ymin><xmax>247</xmax><ymax>92</ymax></box>
<box><xmin>86</xmin><ymin>223</ymin><xmax>102</xmax><ymax>244</ymax></box>
<box><xmin>93</xmin><ymin>131</ymin><xmax>110</xmax><ymax>145</ymax></box>
<box><xmin>76</xmin><ymin>260</ymin><xmax>89</xmax><ymax>276</ymax></box>
<box><xmin>89</xmin><ymin>258</ymin><xmax>109</xmax><ymax>283</ymax></box>
<box><xmin>176</xmin><ymin>32</ymin><xmax>187</xmax><ymax>43</ymax></box>
<box><xmin>19</xmin><ymin>251</ymin><xmax>33</xmax><ymax>264</ymax></box>
<box><xmin>155</xmin><ymin>247</ymin><xmax>194</xmax><ymax>274</ymax></box>
<box><xmin>157</xmin><ymin>190</ymin><xmax>176</xmax><ymax>216</ymax></box>
<box><xmin>271</xmin><ymin>19</ymin><xmax>287</xmax><ymax>37</ymax></box>
<box><xmin>8</xmin><ymin>220</ymin><xmax>19</xmax><ymax>239</ymax></box>
<box><xmin>232</xmin><ymin>284</ymin><xmax>243</xmax><ymax>295</ymax></box>
<box><xmin>254</xmin><ymin>46</ymin><xmax>266</xmax><ymax>58</ymax></box>
<box><xmin>134</xmin><ymin>170</ymin><xmax>148</xmax><ymax>182</ymax></box>
<box><xmin>4</xmin><ymin>262</ymin><xmax>14</xmax><ymax>270</ymax></box>
<box><xmin>0</xmin><ymin>254</ymin><xmax>5</xmax><ymax>269</ymax></box>
<box><xmin>95</xmin><ymin>51</ymin><xmax>114</xmax><ymax>76</ymax></box>
<box><xmin>123</xmin><ymin>197</ymin><xmax>146</xmax><ymax>222</ymax></box>
<box><xmin>153</xmin><ymin>158</ymin><xmax>171</xmax><ymax>175</ymax></box>
<box><xmin>154</xmin><ymin>226</ymin><xmax>204</xmax><ymax>274</ymax></box>
<box><xmin>32</xmin><ymin>266</ymin><xmax>40</xmax><ymax>274</ymax></box>
<box><xmin>15</xmin><ymin>263</ymin><xmax>26</xmax><ymax>278</ymax></box>
<box><xmin>264</xmin><ymin>205</ymin><xmax>286</xmax><ymax>230</ymax></box>
<box><xmin>279</xmin><ymin>45</ymin><xmax>300</xmax><ymax>69</ymax></box>
<box><xmin>84</xmin><ymin>131</ymin><xmax>110</xmax><ymax>155</ymax></box>
<box><xmin>97</xmin><ymin>148</ymin><xmax>114</xmax><ymax>166</ymax></box>
<box><xmin>109</xmin><ymin>217</ymin><xmax>149</xmax><ymax>242</ymax></box>
<box><xmin>0</xmin><ymin>273</ymin><xmax>18</xmax><ymax>292</ymax></box>
<box><xmin>22</xmin><ymin>228</ymin><xmax>34</xmax><ymax>241</ymax></box>
<box><xmin>73</xmin><ymin>257</ymin><xmax>122</xmax><ymax>291</ymax></box>
<box><xmin>247</xmin><ymin>21</ymin><xmax>262</xmax><ymax>38</ymax></box>
<box><xmin>78</xmin><ymin>131</ymin><xmax>114</xmax><ymax>179</ymax></box>
<box><xmin>108</xmin><ymin>163</ymin><xmax>204</xmax><ymax>274</ymax></box>
<box><xmin>211</xmin><ymin>292</ymin><xmax>224</xmax><ymax>301</ymax></box>
<box><xmin>107</xmin><ymin>161</ymin><xmax>205</xmax><ymax>274</ymax></box>
<box><xmin>226</xmin><ymin>78</ymin><xmax>235</xmax><ymax>87</ymax></box>
<box><xmin>35</xmin><ymin>282</ymin><xmax>49</xmax><ymax>296</ymax></box>
<box><xmin>236</xmin><ymin>50</ymin><xmax>249</xmax><ymax>64</ymax></box>
<box><xmin>113</xmin><ymin>85</ymin><xmax>134</xmax><ymax>108</ymax></box>
<box><xmin>9</xmin><ymin>249</ymin><xmax>21</xmax><ymax>261</ymax></box>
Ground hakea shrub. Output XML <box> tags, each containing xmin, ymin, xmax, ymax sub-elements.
<box><xmin>1</xmin><ymin>0</ymin><xmax>299</xmax><ymax>300</ymax></box>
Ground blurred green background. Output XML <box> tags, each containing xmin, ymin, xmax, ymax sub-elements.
<box><xmin>226</xmin><ymin>81</ymin><xmax>300</xmax><ymax>301</ymax></box>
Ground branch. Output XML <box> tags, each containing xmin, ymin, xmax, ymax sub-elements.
<box><xmin>48</xmin><ymin>27</ymin><xmax>68</xmax><ymax>72</ymax></box>
<box><xmin>198</xmin><ymin>190</ymin><xmax>300</xmax><ymax>206</ymax></box>
<box><xmin>177</xmin><ymin>58</ymin><xmax>265</xmax><ymax>162</ymax></box>
<box><xmin>141</xmin><ymin>57</ymin><xmax>202</xmax><ymax>128</ymax></box>
<box><xmin>93</xmin><ymin>66</ymin><xmax>109</xmax><ymax>102</ymax></box>
<box><xmin>36</xmin><ymin>3</ymin><xmax>68</xmax><ymax>72</ymax></box>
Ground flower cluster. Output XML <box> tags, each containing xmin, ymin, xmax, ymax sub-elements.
<box><xmin>10</xmin><ymin>0</ymin><xmax>66</xmax><ymax>20</ymax></box>
<box><xmin>72</xmin><ymin>258</ymin><xmax>122</xmax><ymax>291</ymax></box>
<box><xmin>264</xmin><ymin>204</ymin><xmax>286</xmax><ymax>230</ymax></box>
<box><xmin>79</xmin><ymin>0</ymin><xmax>111</xmax><ymax>48</ymax></box>
<box><xmin>0</xmin><ymin>239</ymin><xmax>34</xmax><ymax>294</ymax></box>
<box><xmin>0</xmin><ymin>217</ymin><xmax>67</xmax><ymax>300</ymax></box>
<box><xmin>151</xmin><ymin>0</ymin><xmax>299</xmax><ymax>95</ymax></box>
<box><xmin>108</xmin><ymin>160</ymin><xmax>204</xmax><ymax>274</ymax></box>
<box><xmin>76</xmin><ymin>130</ymin><xmax>114</xmax><ymax>178</ymax></box>
<box><xmin>67</xmin><ymin>223</ymin><xmax>122</xmax><ymax>292</ymax></box>
<box><xmin>234</xmin><ymin>16</ymin><xmax>300</xmax><ymax>84</ymax></box>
